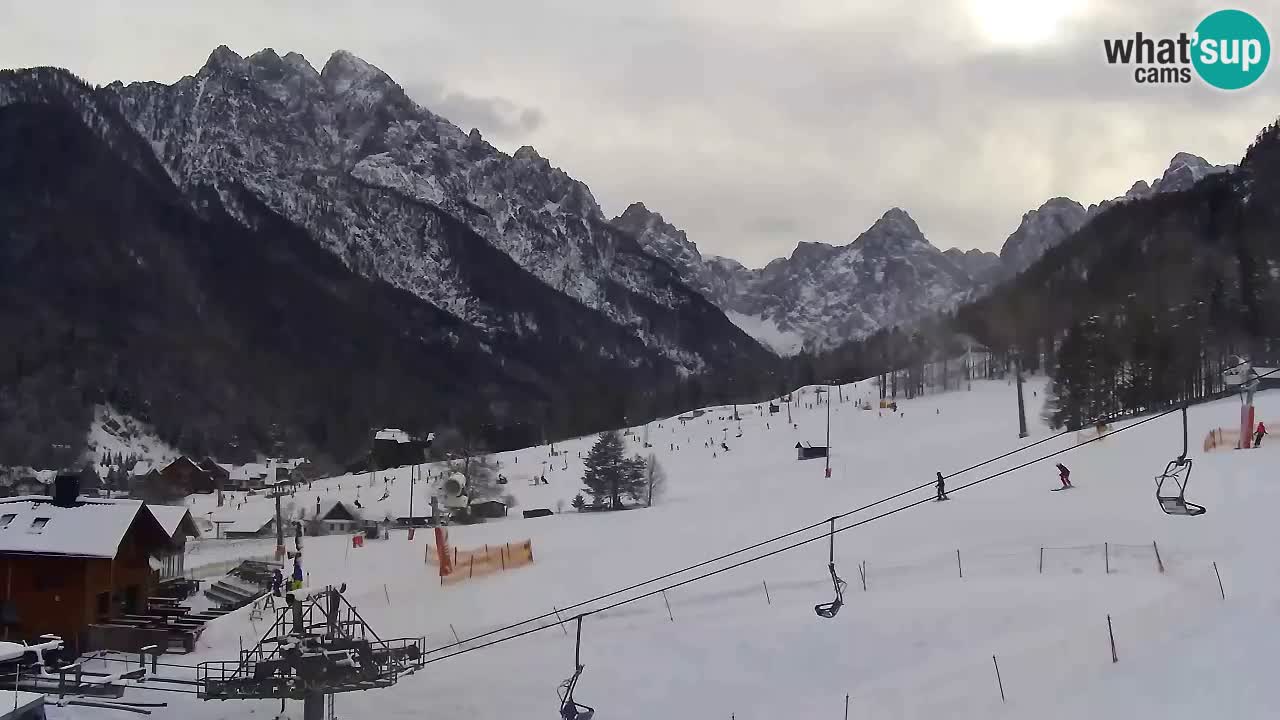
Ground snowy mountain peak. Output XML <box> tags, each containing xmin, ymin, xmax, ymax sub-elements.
<box><xmin>512</xmin><ymin>145</ymin><xmax>543</xmax><ymax>162</ymax></box>
<box><xmin>202</xmin><ymin>45</ymin><xmax>247</xmax><ymax>74</ymax></box>
<box><xmin>617</xmin><ymin>202</ymin><xmax>694</xmax><ymax>249</ymax></box>
<box><xmin>1152</xmin><ymin>152</ymin><xmax>1232</xmax><ymax>194</ymax></box>
<box><xmin>282</xmin><ymin>51</ymin><xmax>317</xmax><ymax>75</ymax></box>
<box><xmin>998</xmin><ymin>196</ymin><xmax>1088</xmax><ymax>275</ymax></box>
<box><xmin>320</xmin><ymin>49</ymin><xmax>394</xmax><ymax>96</ymax></box>
<box><xmin>99</xmin><ymin>47</ymin><xmax>768</xmax><ymax>375</ymax></box>
<box><xmin>247</xmin><ymin>48</ymin><xmax>282</xmax><ymax>67</ymax></box>
<box><xmin>851</xmin><ymin>207</ymin><xmax>929</xmax><ymax>251</ymax></box>
<box><xmin>1126</xmin><ymin>180</ymin><xmax>1152</xmax><ymax>199</ymax></box>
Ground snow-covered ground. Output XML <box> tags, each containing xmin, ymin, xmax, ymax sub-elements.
<box><xmin>84</xmin><ymin>378</ymin><xmax>1279</xmax><ymax>719</ymax></box>
<box><xmin>83</xmin><ymin>405</ymin><xmax>177</xmax><ymax>466</ymax></box>
<box><xmin>725</xmin><ymin>311</ymin><xmax>806</xmax><ymax>356</ymax></box>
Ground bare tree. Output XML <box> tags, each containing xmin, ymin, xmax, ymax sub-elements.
<box><xmin>645</xmin><ymin>453</ymin><xmax>667</xmax><ymax>506</ymax></box>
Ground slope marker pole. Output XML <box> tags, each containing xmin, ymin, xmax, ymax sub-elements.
<box><xmin>993</xmin><ymin>655</ymin><xmax>1006</xmax><ymax>703</ymax></box>
<box><xmin>1107</xmin><ymin>614</ymin><xmax>1118</xmax><ymax>663</ymax></box>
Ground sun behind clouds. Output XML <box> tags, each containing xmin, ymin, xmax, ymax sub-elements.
<box><xmin>968</xmin><ymin>0</ymin><xmax>1087</xmax><ymax>49</ymax></box>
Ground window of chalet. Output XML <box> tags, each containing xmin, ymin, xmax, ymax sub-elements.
<box><xmin>27</xmin><ymin>518</ymin><xmax>49</xmax><ymax>534</ymax></box>
<box><xmin>0</xmin><ymin>514</ymin><xmax>14</xmax><ymax>529</ymax></box>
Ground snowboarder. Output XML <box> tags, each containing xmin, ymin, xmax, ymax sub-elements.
<box><xmin>1055</xmin><ymin>463</ymin><xmax>1072</xmax><ymax>489</ymax></box>
<box><xmin>935</xmin><ymin>472</ymin><xmax>948</xmax><ymax>501</ymax></box>
<box><xmin>1255</xmin><ymin>421</ymin><xmax>1267</xmax><ymax>448</ymax></box>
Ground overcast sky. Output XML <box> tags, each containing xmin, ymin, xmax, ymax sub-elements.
<box><xmin>1</xmin><ymin>0</ymin><xmax>1276</xmax><ymax>266</ymax></box>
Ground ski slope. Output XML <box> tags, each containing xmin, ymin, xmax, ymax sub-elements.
<box><xmin>116</xmin><ymin>378</ymin><xmax>1277</xmax><ymax>720</ymax></box>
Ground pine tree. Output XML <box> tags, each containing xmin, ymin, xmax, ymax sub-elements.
<box><xmin>582</xmin><ymin>431</ymin><xmax>641</xmax><ymax>510</ymax></box>
<box><xmin>622</xmin><ymin>454</ymin><xmax>647</xmax><ymax>503</ymax></box>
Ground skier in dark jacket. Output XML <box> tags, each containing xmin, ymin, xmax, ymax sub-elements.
<box><xmin>1255</xmin><ymin>421</ymin><xmax>1267</xmax><ymax>448</ymax></box>
<box><xmin>935</xmin><ymin>472</ymin><xmax>948</xmax><ymax>501</ymax></box>
<box><xmin>270</xmin><ymin>568</ymin><xmax>284</xmax><ymax>597</ymax></box>
<box><xmin>1056</xmin><ymin>463</ymin><xmax>1072</xmax><ymax>488</ymax></box>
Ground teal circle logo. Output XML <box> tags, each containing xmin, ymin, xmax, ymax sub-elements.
<box><xmin>1192</xmin><ymin>9</ymin><xmax>1270</xmax><ymax>90</ymax></box>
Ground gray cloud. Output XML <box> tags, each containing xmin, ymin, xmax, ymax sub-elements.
<box><xmin>406</xmin><ymin>82</ymin><xmax>546</xmax><ymax>138</ymax></box>
<box><xmin>0</xmin><ymin>0</ymin><xmax>1275</xmax><ymax>267</ymax></box>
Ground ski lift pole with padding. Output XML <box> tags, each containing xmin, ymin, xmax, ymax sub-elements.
<box><xmin>814</xmin><ymin>517</ymin><xmax>847</xmax><ymax>619</ymax></box>
<box><xmin>558</xmin><ymin>616</ymin><xmax>595</xmax><ymax>720</ymax></box>
<box><xmin>1155</xmin><ymin>404</ymin><xmax>1205</xmax><ymax>517</ymax></box>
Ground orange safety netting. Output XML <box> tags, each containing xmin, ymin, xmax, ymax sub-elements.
<box><xmin>426</xmin><ymin>538</ymin><xmax>535</xmax><ymax>586</ymax></box>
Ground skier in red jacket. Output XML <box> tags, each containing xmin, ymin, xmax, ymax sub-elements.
<box><xmin>1255</xmin><ymin>421</ymin><xmax>1267</xmax><ymax>448</ymax></box>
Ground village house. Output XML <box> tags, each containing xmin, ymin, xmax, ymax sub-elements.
<box><xmin>196</xmin><ymin>458</ymin><xmax>231</xmax><ymax>490</ymax></box>
<box><xmin>160</xmin><ymin>457</ymin><xmax>219</xmax><ymax>495</ymax></box>
<box><xmin>145</xmin><ymin>505</ymin><xmax>200</xmax><ymax>583</ymax></box>
<box><xmin>311</xmin><ymin>500</ymin><xmax>363</xmax><ymax>535</ymax></box>
<box><xmin>220</xmin><ymin>510</ymin><xmax>277</xmax><ymax>540</ymax></box>
<box><xmin>0</xmin><ymin>475</ymin><xmax>173</xmax><ymax>651</ymax></box>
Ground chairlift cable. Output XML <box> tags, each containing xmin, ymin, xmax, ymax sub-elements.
<box><xmin>420</xmin><ymin>367</ymin><xmax>1277</xmax><ymax>668</ymax></box>
<box><xmin>422</xmin><ymin>420</ymin><xmax>1081</xmax><ymax>656</ymax></box>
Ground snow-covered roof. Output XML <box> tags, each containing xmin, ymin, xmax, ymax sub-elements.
<box><xmin>0</xmin><ymin>497</ymin><xmax>164</xmax><ymax>558</ymax></box>
<box><xmin>374</xmin><ymin>428</ymin><xmax>410</xmax><ymax>443</ymax></box>
<box><xmin>146</xmin><ymin>505</ymin><xmax>199</xmax><ymax>539</ymax></box>
<box><xmin>316</xmin><ymin>499</ymin><xmax>363</xmax><ymax>522</ymax></box>
<box><xmin>222</xmin><ymin>508</ymin><xmax>276</xmax><ymax>534</ymax></box>
<box><xmin>130</xmin><ymin>462</ymin><xmax>156</xmax><ymax>477</ymax></box>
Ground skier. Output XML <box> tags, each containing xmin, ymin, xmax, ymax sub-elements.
<box><xmin>1255</xmin><ymin>421</ymin><xmax>1267</xmax><ymax>448</ymax></box>
<box><xmin>935</xmin><ymin>472</ymin><xmax>948</xmax><ymax>501</ymax></box>
<box><xmin>1055</xmin><ymin>463</ymin><xmax>1072</xmax><ymax>489</ymax></box>
<box><xmin>270</xmin><ymin>568</ymin><xmax>284</xmax><ymax>597</ymax></box>
<box><xmin>291</xmin><ymin>556</ymin><xmax>304</xmax><ymax>590</ymax></box>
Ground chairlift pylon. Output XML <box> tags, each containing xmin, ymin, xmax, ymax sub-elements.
<box><xmin>1155</xmin><ymin>405</ymin><xmax>1205</xmax><ymax>517</ymax></box>
<box><xmin>558</xmin><ymin>616</ymin><xmax>595</xmax><ymax>720</ymax></box>
<box><xmin>814</xmin><ymin>518</ymin><xmax>847</xmax><ymax>619</ymax></box>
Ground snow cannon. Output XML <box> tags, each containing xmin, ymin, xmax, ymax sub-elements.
<box><xmin>442</xmin><ymin>473</ymin><xmax>469</xmax><ymax>509</ymax></box>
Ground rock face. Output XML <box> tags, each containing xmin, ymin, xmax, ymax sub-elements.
<box><xmin>943</xmin><ymin>248</ymin><xmax>1002</xmax><ymax>281</ymax></box>
<box><xmin>997</xmin><ymin>154</ymin><xmax>1233</xmax><ymax>279</ymax></box>
<box><xmin>998</xmin><ymin>197</ymin><xmax>1090</xmax><ymax>276</ymax></box>
<box><xmin>99</xmin><ymin>46</ymin><xmax>768</xmax><ymax>375</ymax></box>
<box><xmin>0</xmin><ymin>56</ymin><xmax>780</xmax><ymax>465</ymax></box>
<box><xmin>617</xmin><ymin>205</ymin><xmax>988</xmax><ymax>354</ymax></box>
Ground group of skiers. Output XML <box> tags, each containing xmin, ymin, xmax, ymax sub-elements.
<box><xmin>270</xmin><ymin>556</ymin><xmax>305</xmax><ymax>597</ymax></box>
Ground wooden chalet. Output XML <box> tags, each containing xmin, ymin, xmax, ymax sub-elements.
<box><xmin>196</xmin><ymin>458</ymin><xmax>231</xmax><ymax>489</ymax></box>
<box><xmin>134</xmin><ymin>457</ymin><xmax>218</xmax><ymax>503</ymax></box>
<box><xmin>160</xmin><ymin>457</ymin><xmax>219</xmax><ymax>495</ymax></box>
<box><xmin>0</xmin><ymin>475</ymin><xmax>173</xmax><ymax>651</ymax></box>
<box><xmin>312</xmin><ymin>500</ymin><xmax>362</xmax><ymax>535</ymax></box>
<box><xmin>145</xmin><ymin>505</ymin><xmax>200</xmax><ymax>582</ymax></box>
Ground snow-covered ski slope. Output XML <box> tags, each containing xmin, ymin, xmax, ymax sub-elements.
<box><xmin>159</xmin><ymin>378</ymin><xmax>1277</xmax><ymax>719</ymax></box>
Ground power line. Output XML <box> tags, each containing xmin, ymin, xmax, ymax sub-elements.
<box><xmin>419</xmin><ymin>367</ymin><xmax>1274</xmax><ymax>667</ymax></box>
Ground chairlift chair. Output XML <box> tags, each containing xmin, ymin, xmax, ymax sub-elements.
<box><xmin>1155</xmin><ymin>406</ymin><xmax>1205</xmax><ymax>517</ymax></box>
<box><xmin>814</xmin><ymin>518</ymin><xmax>847</xmax><ymax>619</ymax></box>
<box><xmin>558</xmin><ymin>616</ymin><xmax>595</xmax><ymax>720</ymax></box>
